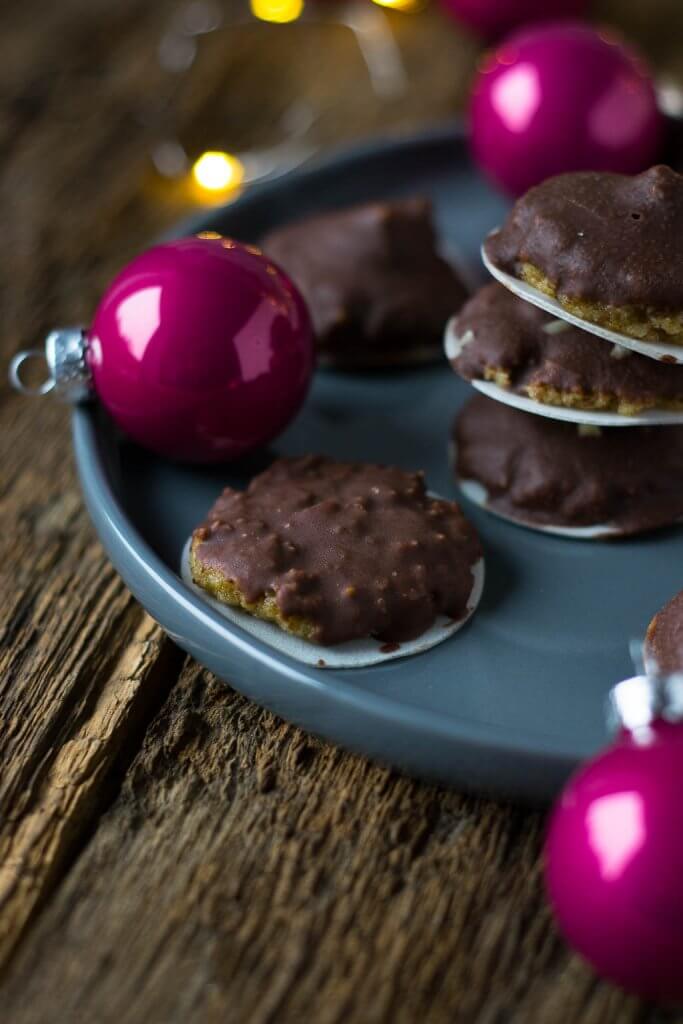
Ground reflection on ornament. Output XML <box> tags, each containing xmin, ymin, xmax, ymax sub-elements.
<box><xmin>585</xmin><ymin>791</ymin><xmax>646</xmax><ymax>882</ymax></box>
<box><xmin>489</xmin><ymin>61</ymin><xmax>540</xmax><ymax>132</ymax></box>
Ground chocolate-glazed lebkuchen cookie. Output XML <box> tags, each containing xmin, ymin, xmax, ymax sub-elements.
<box><xmin>646</xmin><ymin>590</ymin><xmax>683</xmax><ymax>674</ymax></box>
<box><xmin>485</xmin><ymin>165</ymin><xmax>683</xmax><ymax>345</ymax></box>
<box><xmin>262</xmin><ymin>198</ymin><xmax>468</xmax><ymax>368</ymax></box>
<box><xmin>190</xmin><ymin>455</ymin><xmax>481</xmax><ymax>646</ymax></box>
<box><xmin>454</xmin><ymin>395</ymin><xmax>683</xmax><ymax>535</ymax></box>
<box><xmin>449</xmin><ymin>283</ymin><xmax>683</xmax><ymax>414</ymax></box>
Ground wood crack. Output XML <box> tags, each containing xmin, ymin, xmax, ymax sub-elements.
<box><xmin>0</xmin><ymin>617</ymin><xmax>186</xmax><ymax>975</ymax></box>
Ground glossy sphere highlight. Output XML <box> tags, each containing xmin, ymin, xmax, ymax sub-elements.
<box><xmin>439</xmin><ymin>0</ymin><xmax>588</xmax><ymax>38</ymax></box>
<box><xmin>88</xmin><ymin>237</ymin><xmax>314</xmax><ymax>462</ymax></box>
<box><xmin>470</xmin><ymin>22</ymin><xmax>663</xmax><ymax>196</ymax></box>
<box><xmin>545</xmin><ymin>722</ymin><xmax>683</xmax><ymax>1002</ymax></box>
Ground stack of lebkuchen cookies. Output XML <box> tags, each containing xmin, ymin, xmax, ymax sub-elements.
<box><xmin>447</xmin><ymin>165</ymin><xmax>683</xmax><ymax>539</ymax></box>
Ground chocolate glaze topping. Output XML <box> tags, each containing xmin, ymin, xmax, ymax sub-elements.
<box><xmin>262</xmin><ymin>198</ymin><xmax>468</xmax><ymax>365</ymax></box>
<box><xmin>485</xmin><ymin>166</ymin><xmax>683</xmax><ymax>310</ymax></box>
<box><xmin>646</xmin><ymin>590</ymin><xmax>683</xmax><ymax>674</ymax></box>
<box><xmin>451</xmin><ymin>283</ymin><xmax>683</xmax><ymax>403</ymax></box>
<box><xmin>192</xmin><ymin>455</ymin><xmax>481</xmax><ymax>646</ymax></box>
<box><xmin>454</xmin><ymin>395</ymin><xmax>683</xmax><ymax>533</ymax></box>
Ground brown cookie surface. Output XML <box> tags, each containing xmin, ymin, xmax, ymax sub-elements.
<box><xmin>485</xmin><ymin>166</ymin><xmax>683</xmax><ymax>343</ymax></box>
<box><xmin>453</xmin><ymin>394</ymin><xmax>683</xmax><ymax>534</ymax></box>
<box><xmin>450</xmin><ymin>283</ymin><xmax>683</xmax><ymax>414</ymax></box>
<box><xmin>191</xmin><ymin>455</ymin><xmax>481</xmax><ymax>646</ymax></box>
<box><xmin>262</xmin><ymin>198</ymin><xmax>468</xmax><ymax>367</ymax></box>
<box><xmin>646</xmin><ymin>590</ymin><xmax>683</xmax><ymax>675</ymax></box>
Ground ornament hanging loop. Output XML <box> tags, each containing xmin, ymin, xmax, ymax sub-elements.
<box><xmin>8</xmin><ymin>327</ymin><xmax>91</xmax><ymax>404</ymax></box>
<box><xmin>8</xmin><ymin>349</ymin><xmax>55</xmax><ymax>396</ymax></box>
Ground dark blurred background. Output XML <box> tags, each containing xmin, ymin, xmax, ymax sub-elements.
<box><xmin>3</xmin><ymin>0</ymin><xmax>683</xmax><ymax>390</ymax></box>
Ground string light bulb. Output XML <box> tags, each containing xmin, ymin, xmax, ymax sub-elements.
<box><xmin>191</xmin><ymin>151</ymin><xmax>245</xmax><ymax>194</ymax></box>
<box><xmin>370</xmin><ymin>0</ymin><xmax>424</xmax><ymax>11</ymax></box>
<box><xmin>250</xmin><ymin>0</ymin><xmax>304</xmax><ymax>24</ymax></box>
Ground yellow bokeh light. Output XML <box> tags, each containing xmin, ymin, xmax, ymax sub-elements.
<box><xmin>192</xmin><ymin>151</ymin><xmax>245</xmax><ymax>193</ymax></box>
<box><xmin>250</xmin><ymin>0</ymin><xmax>303</xmax><ymax>23</ymax></box>
<box><xmin>370</xmin><ymin>0</ymin><xmax>423</xmax><ymax>11</ymax></box>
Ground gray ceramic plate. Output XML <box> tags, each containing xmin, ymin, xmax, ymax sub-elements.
<box><xmin>72</xmin><ymin>125</ymin><xmax>683</xmax><ymax>803</ymax></box>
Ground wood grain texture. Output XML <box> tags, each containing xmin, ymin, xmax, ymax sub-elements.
<box><xmin>1</xmin><ymin>0</ymin><xmax>683</xmax><ymax>1021</ymax></box>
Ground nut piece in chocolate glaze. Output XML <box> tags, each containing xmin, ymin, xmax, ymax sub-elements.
<box><xmin>262</xmin><ymin>198</ymin><xmax>469</xmax><ymax>368</ymax></box>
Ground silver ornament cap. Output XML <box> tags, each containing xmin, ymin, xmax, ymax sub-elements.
<box><xmin>9</xmin><ymin>327</ymin><xmax>91</xmax><ymax>403</ymax></box>
<box><xmin>609</xmin><ymin>672</ymin><xmax>683</xmax><ymax>733</ymax></box>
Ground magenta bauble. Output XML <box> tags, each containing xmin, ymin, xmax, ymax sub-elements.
<box><xmin>470</xmin><ymin>22</ymin><xmax>663</xmax><ymax>196</ymax></box>
<box><xmin>440</xmin><ymin>0</ymin><xmax>589</xmax><ymax>38</ymax></box>
<box><xmin>545</xmin><ymin>721</ymin><xmax>683</xmax><ymax>1002</ymax></box>
<box><xmin>87</xmin><ymin>236</ymin><xmax>315</xmax><ymax>462</ymax></box>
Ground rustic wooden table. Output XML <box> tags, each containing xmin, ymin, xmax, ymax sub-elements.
<box><xmin>2</xmin><ymin>2</ymin><xmax>683</xmax><ymax>1021</ymax></box>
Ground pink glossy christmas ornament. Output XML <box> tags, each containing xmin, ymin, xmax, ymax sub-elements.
<box><xmin>545</xmin><ymin>675</ymin><xmax>683</xmax><ymax>1002</ymax></box>
<box><xmin>439</xmin><ymin>0</ymin><xmax>588</xmax><ymax>39</ymax></box>
<box><xmin>470</xmin><ymin>22</ymin><xmax>664</xmax><ymax>196</ymax></box>
<box><xmin>13</xmin><ymin>236</ymin><xmax>315</xmax><ymax>462</ymax></box>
